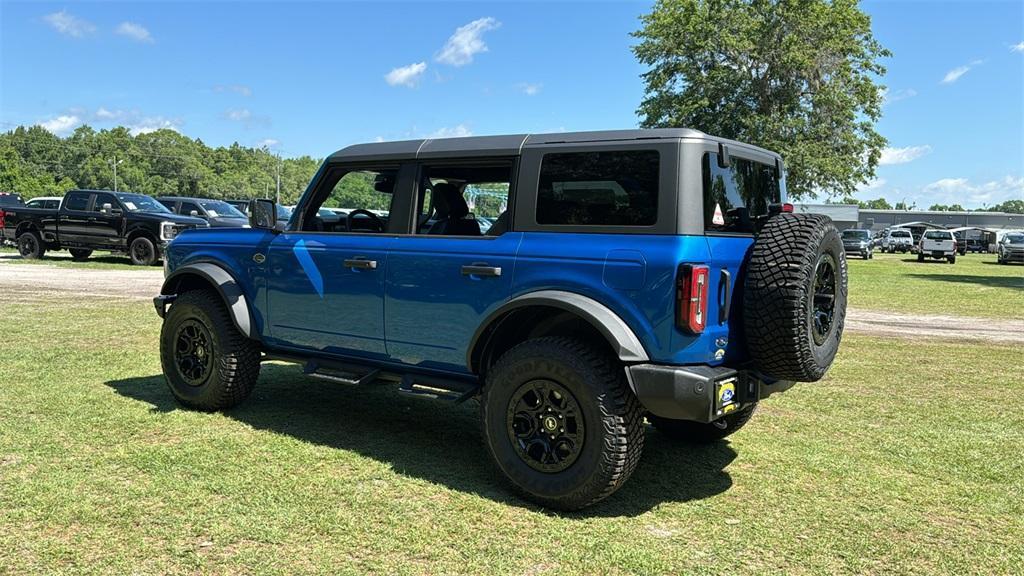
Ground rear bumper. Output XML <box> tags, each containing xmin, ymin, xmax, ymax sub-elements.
<box><xmin>626</xmin><ymin>364</ymin><xmax>794</xmax><ymax>423</ymax></box>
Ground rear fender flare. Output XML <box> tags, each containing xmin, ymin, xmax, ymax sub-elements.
<box><xmin>160</xmin><ymin>262</ymin><xmax>256</xmax><ymax>339</ymax></box>
<box><xmin>467</xmin><ymin>290</ymin><xmax>649</xmax><ymax>373</ymax></box>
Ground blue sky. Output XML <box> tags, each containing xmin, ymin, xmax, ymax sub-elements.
<box><xmin>1</xmin><ymin>0</ymin><xmax>1022</xmax><ymax>208</ymax></box>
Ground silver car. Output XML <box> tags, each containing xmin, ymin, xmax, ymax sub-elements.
<box><xmin>997</xmin><ymin>233</ymin><xmax>1024</xmax><ymax>264</ymax></box>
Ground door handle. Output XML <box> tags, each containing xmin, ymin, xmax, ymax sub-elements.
<box><xmin>461</xmin><ymin>264</ymin><xmax>501</xmax><ymax>277</ymax></box>
<box><xmin>718</xmin><ymin>269</ymin><xmax>731</xmax><ymax>324</ymax></box>
<box><xmin>344</xmin><ymin>258</ymin><xmax>377</xmax><ymax>270</ymax></box>
<box><xmin>87</xmin><ymin>217</ymin><xmax>96</xmax><ymax>222</ymax></box>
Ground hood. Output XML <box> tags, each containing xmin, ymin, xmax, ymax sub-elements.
<box><xmin>207</xmin><ymin>216</ymin><xmax>250</xmax><ymax>228</ymax></box>
<box><xmin>131</xmin><ymin>211</ymin><xmax>208</xmax><ymax>226</ymax></box>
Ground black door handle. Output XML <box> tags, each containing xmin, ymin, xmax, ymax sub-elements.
<box><xmin>344</xmin><ymin>258</ymin><xmax>377</xmax><ymax>270</ymax></box>
<box><xmin>718</xmin><ymin>269</ymin><xmax>731</xmax><ymax>324</ymax></box>
<box><xmin>461</xmin><ymin>264</ymin><xmax>501</xmax><ymax>277</ymax></box>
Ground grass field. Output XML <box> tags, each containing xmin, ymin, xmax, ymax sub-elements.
<box><xmin>1</xmin><ymin>291</ymin><xmax>1022</xmax><ymax>573</ymax></box>
<box><xmin>0</xmin><ymin>246</ymin><xmax>149</xmax><ymax>271</ymax></box>
<box><xmin>847</xmin><ymin>252</ymin><xmax>1023</xmax><ymax>319</ymax></box>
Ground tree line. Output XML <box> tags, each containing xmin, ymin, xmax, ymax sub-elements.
<box><xmin>0</xmin><ymin>125</ymin><xmax>320</xmax><ymax>205</ymax></box>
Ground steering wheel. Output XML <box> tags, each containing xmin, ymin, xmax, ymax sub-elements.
<box><xmin>346</xmin><ymin>209</ymin><xmax>384</xmax><ymax>233</ymax></box>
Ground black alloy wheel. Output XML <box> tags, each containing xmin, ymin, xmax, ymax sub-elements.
<box><xmin>811</xmin><ymin>253</ymin><xmax>838</xmax><ymax>346</ymax></box>
<box><xmin>507</xmin><ymin>379</ymin><xmax>585</xmax><ymax>473</ymax></box>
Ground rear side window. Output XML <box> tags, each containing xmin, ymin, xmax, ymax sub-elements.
<box><xmin>702</xmin><ymin>153</ymin><xmax>781</xmax><ymax>234</ymax></box>
<box><xmin>64</xmin><ymin>192</ymin><xmax>89</xmax><ymax>211</ymax></box>
<box><xmin>924</xmin><ymin>231</ymin><xmax>952</xmax><ymax>240</ymax></box>
<box><xmin>536</xmin><ymin>150</ymin><xmax>659</xmax><ymax>226</ymax></box>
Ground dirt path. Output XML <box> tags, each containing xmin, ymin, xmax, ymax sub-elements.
<box><xmin>2</xmin><ymin>262</ymin><xmax>1021</xmax><ymax>344</ymax></box>
<box><xmin>845</xmin><ymin>308</ymin><xmax>1024</xmax><ymax>344</ymax></box>
<box><xmin>0</xmin><ymin>261</ymin><xmax>163</xmax><ymax>301</ymax></box>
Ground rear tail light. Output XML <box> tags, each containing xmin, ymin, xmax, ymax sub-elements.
<box><xmin>676</xmin><ymin>264</ymin><xmax>710</xmax><ymax>334</ymax></box>
<box><xmin>0</xmin><ymin>209</ymin><xmax>5</xmax><ymax>229</ymax></box>
<box><xmin>781</xmin><ymin>202</ymin><xmax>794</xmax><ymax>213</ymax></box>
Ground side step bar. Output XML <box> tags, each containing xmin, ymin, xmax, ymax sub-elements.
<box><xmin>399</xmin><ymin>374</ymin><xmax>479</xmax><ymax>404</ymax></box>
<box><xmin>297</xmin><ymin>357</ymin><xmax>479</xmax><ymax>404</ymax></box>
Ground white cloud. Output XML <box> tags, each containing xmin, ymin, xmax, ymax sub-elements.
<box><xmin>941</xmin><ymin>60</ymin><xmax>983</xmax><ymax>84</ymax></box>
<box><xmin>428</xmin><ymin>124</ymin><xmax>473</xmax><ymax>139</ymax></box>
<box><xmin>879</xmin><ymin>145</ymin><xmax>932</xmax><ymax>166</ymax></box>
<box><xmin>38</xmin><ymin>115</ymin><xmax>82</xmax><ymax>136</ymax></box>
<box><xmin>1011</xmin><ymin>41</ymin><xmax>1024</xmax><ymax>53</ymax></box>
<box><xmin>116</xmin><ymin>21</ymin><xmax>154</xmax><ymax>43</ymax></box>
<box><xmin>880</xmin><ymin>87</ymin><xmax>916</xmax><ymax>105</ymax></box>
<box><xmin>384</xmin><ymin>62</ymin><xmax>427</xmax><ymax>87</ymax></box>
<box><xmin>518</xmin><ymin>83</ymin><xmax>542</xmax><ymax>96</ymax></box>
<box><xmin>95</xmin><ymin>107</ymin><xmax>118</xmax><ymax>119</ymax></box>
<box><xmin>256</xmin><ymin>138</ymin><xmax>280</xmax><ymax>148</ymax></box>
<box><xmin>859</xmin><ymin>177</ymin><xmax>887</xmax><ymax>192</ymax></box>
<box><xmin>43</xmin><ymin>10</ymin><xmax>95</xmax><ymax>38</ymax></box>
<box><xmin>436</xmin><ymin>17</ymin><xmax>500</xmax><ymax>66</ymax></box>
<box><xmin>922</xmin><ymin>176</ymin><xmax>1024</xmax><ymax>206</ymax></box>
<box><xmin>225</xmin><ymin>108</ymin><xmax>252</xmax><ymax>122</ymax></box>
<box><xmin>213</xmin><ymin>84</ymin><xmax>253</xmax><ymax>97</ymax></box>
<box><xmin>128</xmin><ymin>117</ymin><xmax>180</xmax><ymax>135</ymax></box>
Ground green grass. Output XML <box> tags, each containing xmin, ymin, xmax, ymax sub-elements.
<box><xmin>0</xmin><ymin>246</ymin><xmax>152</xmax><ymax>270</ymax></box>
<box><xmin>1</xmin><ymin>296</ymin><xmax>1021</xmax><ymax>574</ymax></box>
<box><xmin>846</xmin><ymin>252</ymin><xmax>1022</xmax><ymax>319</ymax></box>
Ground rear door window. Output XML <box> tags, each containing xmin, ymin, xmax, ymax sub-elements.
<box><xmin>702</xmin><ymin>153</ymin><xmax>782</xmax><ymax>233</ymax></box>
<box><xmin>536</xmin><ymin>150</ymin><xmax>659</xmax><ymax>226</ymax></box>
<box><xmin>64</xmin><ymin>192</ymin><xmax>90</xmax><ymax>211</ymax></box>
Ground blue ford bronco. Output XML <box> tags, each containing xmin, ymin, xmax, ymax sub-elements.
<box><xmin>154</xmin><ymin>129</ymin><xmax>848</xmax><ymax>510</ymax></box>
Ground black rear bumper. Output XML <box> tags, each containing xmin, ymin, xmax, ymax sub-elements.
<box><xmin>626</xmin><ymin>364</ymin><xmax>794</xmax><ymax>423</ymax></box>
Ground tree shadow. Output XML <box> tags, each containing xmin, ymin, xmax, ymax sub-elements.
<box><xmin>105</xmin><ymin>364</ymin><xmax>736</xmax><ymax>517</ymax></box>
<box><xmin>906</xmin><ymin>274</ymin><xmax>1024</xmax><ymax>291</ymax></box>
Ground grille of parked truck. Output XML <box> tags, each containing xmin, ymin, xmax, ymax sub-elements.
<box><xmin>151</xmin><ymin>129</ymin><xmax>848</xmax><ymax>510</ymax></box>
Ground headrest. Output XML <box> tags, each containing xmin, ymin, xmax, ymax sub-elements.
<box><xmin>432</xmin><ymin>182</ymin><xmax>468</xmax><ymax>219</ymax></box>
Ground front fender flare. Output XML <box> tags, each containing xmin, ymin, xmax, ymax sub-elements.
<box><xmin>157</xmin><ymin>262</ymin><xmax>256</xmax><ymax>339</ymax></box>
<box><xmin>468</xmin><ymin>289</ymin><xmax>650</xmax><ymax>372</ymax></box>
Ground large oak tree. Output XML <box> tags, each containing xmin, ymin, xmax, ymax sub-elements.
<box><xmin>633</xmin><ymin>0</ymin><xmax>890</xmax><ymax>199</ymax></box>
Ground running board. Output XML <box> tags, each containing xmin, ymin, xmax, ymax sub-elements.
<box><xmin>303</xmin><ymin>360</ymin><xmax>381</xmax><ymax>386</ymax></box>
<box><xmin>398</xmin><ymin>374</ymin><xmax>479</xmax><ymax>404</ymax></box>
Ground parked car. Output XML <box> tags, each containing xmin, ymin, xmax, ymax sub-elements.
<box><xmin>841</xmin><ymin>229</ymin><xmax>873</xmax><ymax>259</ymax></box>
<box><xmin>0</xmin><ymin>193</ymin><xmax>24</xmax><ymax>246</ymax></box>
<box><xmin>25</xmin><ymin>196</ymin><xmax>62</xmax><ymax>210</ymax></box>
<box><xmin>153</xmin><ymin>129</ymin><xmax>848</xmax><ymax>510</ymax></box>
<box><xmin>226</xmin><ymin>199</ymin><xmax>293</xmax><ymax>229</ymax></box>
<box><xmin>0</xmin><ymin>189</ymin><xmax>206</xmax><ymax>265</ymax></box>
<box><xmin>157</xmin><ymin>197</ymin><xmax>250</xmax><ymax>228</ymax></box>
<box><xmin>880</xmin><ymin>228</ymin><xmax>914</xmax><ymax>253</ymax></box>
<box><xmin>917</xmin><ymin>229</ymin><xmax>956</xmax><ymax>263</ymax></box>
<box><xmin>996</xmin><ymin>233</ymin><xmax>1024</xmax><ymax>264</ymax></box>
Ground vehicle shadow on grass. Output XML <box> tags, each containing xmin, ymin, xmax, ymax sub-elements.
<box><xmin>105</xmin><ymin>364</ymin><xmax>736</xmax><ymax>517</ymax></box>
<box><xmin>906</xmin><ymin>273</ymin><xmax>1024</xmax><ymax>291</ymax></box>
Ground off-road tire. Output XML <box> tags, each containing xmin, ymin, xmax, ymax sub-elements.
<box><xmin>17</xmin><ymin>231</ymin><xmax>44</xmax><ymax>259</ymax></box>
<box><xmin>649</xmin><ymin>404</ymin><xmax>757</xmax><ymax>443</ymax></box>
<box><xmin>948</xmin><ymin>256</ymin><xmax>956</xmax><ymax>264</ymax></box>
<box><xmin>480</xmin><ymin>336</ymin><xmax>644</xmax><ymax>511</ymax></box>
<box><xmin>917</xmin><ymin>253</ymin><xmax>925</xmax><ymax>262</ymax></box>
<box><xmin>69</xmin><ymin>248</ymin><xmax>92</xmax><ymax>261</ymax></box>
<box><xmin>129</xmin><ymin>235</ymin><xmax>158</xmax><ymax>266</ymax></box>
<box><xmin>160</xmin><ymin>289</ymin><xmax>260</xmax><ymax>411</ymax></box>
<box><xmin>743</xmin><ymin>214</ymin><xmax>847</xmax><ymax>382</ymax></box>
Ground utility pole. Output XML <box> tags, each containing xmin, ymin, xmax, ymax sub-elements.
<box><xmin>275</xmin><ymin>155</ymin><xmax>282</xmax><ymax>204</ymax></box>
<box><xmin>110</xmin><ymin>156</ymin><xmax>124</xmax><ymax>191</ymax></box>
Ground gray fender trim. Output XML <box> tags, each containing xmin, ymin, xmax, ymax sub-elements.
<box><xmin>160</xmin><ymin>262</ymin><xmax>256</xmax><ymax>339</ymax></box>
<box><xmin>468</xmin><ymin>289</ymin><xmax>650</xmax><ymax>371</ymax></box>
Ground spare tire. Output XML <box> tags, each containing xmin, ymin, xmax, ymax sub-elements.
<box><xmin>743</xmin><ymin>214</ymin><xmax>847</xmax><ymax>381</ymax></box>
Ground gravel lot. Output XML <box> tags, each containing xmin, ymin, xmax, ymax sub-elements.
<box><xmin>2</xmin><ymin>261</ymin><xmax>1021</xmax><ymax>343</ymax></box>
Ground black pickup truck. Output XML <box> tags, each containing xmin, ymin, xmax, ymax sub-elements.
<box><xmin>0</xmin><ymin>189</ymin><xmax>206</xmax><ymax>265</ymax></box>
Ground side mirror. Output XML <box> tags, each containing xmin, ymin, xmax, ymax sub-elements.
<box><xmin>101</xmin><ymin>203</ymin><xmax>113</xmax><ymax>213</ymax></box>
<box><xmin>250</xmin><ymin>199</ymin><xmax>278</xmax><ymax>231</ymax></box>
<box><xmin>189</xmin><ymin>210</ymin><xmax>200</xmax><ymax>217</ymax></box>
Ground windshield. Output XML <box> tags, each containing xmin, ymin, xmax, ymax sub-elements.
<box><xmin>276</xmin><ymin>205</ymin><xmax>293</xmax><ymax>220</ymax></box>
<box><xmin>199</xmin><ymin>200</ymin><xmax>246</xmax><ymax>219</ymax></box>
<box><xmin>924</xmin><ymin>231</ymin><xmax>952</xmax><ymax>240</ymax></box>
<box><xmin>1005</xmin><ymin>234</ymin><xmax>1024</xmax><ymax>243</ymax></box>
<box><xmin>115</xmin><ymin>193</ymin><xmax>171</xmax><ymax>214</ymax></box>
<box><xmin>842</xmin><ymin>230</ymin><xmax>869</xmax><ymax>240</ymax></box>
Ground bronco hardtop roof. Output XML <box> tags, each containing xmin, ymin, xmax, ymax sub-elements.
<box><xmin>327</xmin><ymin>128</ymin><xmax>781</xmax><ymax>163</ymax></box>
